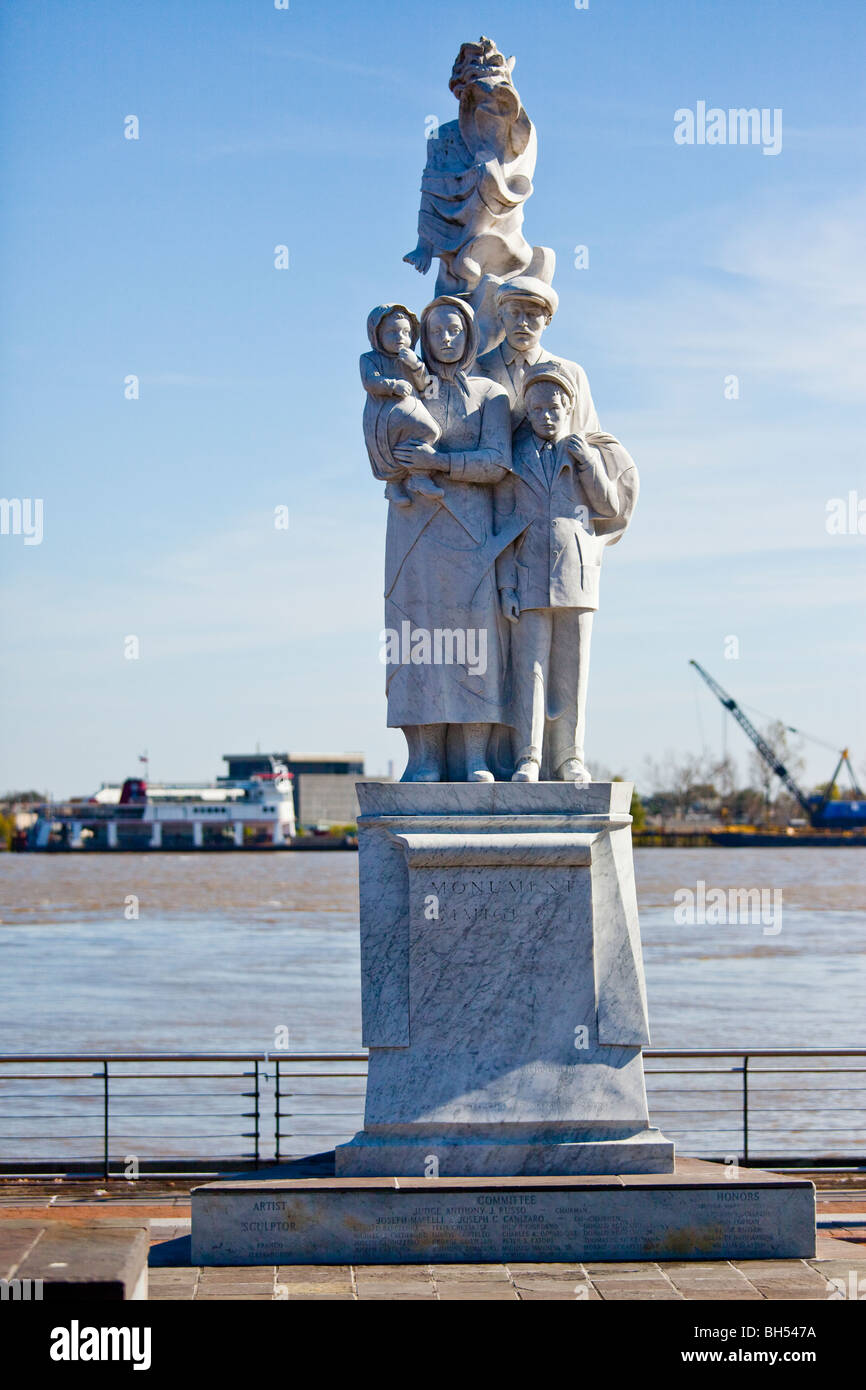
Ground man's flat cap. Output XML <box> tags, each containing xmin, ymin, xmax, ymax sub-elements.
<box><xmin>495</xmin><ymin>276</ymin><xmax>559</xmax><ymax>317</ymax></box>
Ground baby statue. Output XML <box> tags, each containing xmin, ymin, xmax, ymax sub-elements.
<box><xmin>360</xmin><ymin>304</ymin><xmax>443</xmax><ymax>506</ymax></box>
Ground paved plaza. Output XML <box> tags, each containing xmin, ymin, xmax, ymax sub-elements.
<box><xmin>4</xmin><ymin>1180</ymin><xmax>863</xmax><ymax>1301</ymax></box>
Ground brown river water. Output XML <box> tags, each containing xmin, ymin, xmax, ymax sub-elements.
<box><xmin>1</xmin><ymin>849</ymin><xmax>863</xmax><ymax>1161</ymax></box>
<box><xmin>1</xmin><ymin>848</ymin><xmax>863</xmax><ymax>1051</ymax></box>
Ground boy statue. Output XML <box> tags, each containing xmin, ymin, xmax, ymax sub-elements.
<box><xmin>495</xmin><ymin>364</ymin><xmax>639</xmax><ymax>783</ymax></box>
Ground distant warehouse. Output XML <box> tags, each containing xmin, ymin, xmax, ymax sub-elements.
<box><xmin>221</xmin><ymin>753</ymin><xmax>365</xmax><ymax>828</ymax></box>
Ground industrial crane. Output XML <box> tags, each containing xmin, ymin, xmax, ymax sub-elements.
<box><xmin>689</xmin><ymin>661</ymin><xmax>866</xmax><ymax>829</ymax></box>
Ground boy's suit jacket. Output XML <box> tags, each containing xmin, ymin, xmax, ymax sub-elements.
<box><xmin>495</xmin><ymin>421</ymin><xmax>637</xmax><ymax>612</ymax></box>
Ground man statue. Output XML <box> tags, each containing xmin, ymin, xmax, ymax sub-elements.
<box><xmin>494</xmin><ymin>364</ymin><xmax>639</xmax><ymax>783</ymax></box>
<box><xmin>477</xmin><ymin>276</ymin><xmax>597</xmax><ymax>430</ymax></box>
<box><xmin>403</xmin><ymin>36</ymin><xmax>537</xmax><ymax>295</ymax></box>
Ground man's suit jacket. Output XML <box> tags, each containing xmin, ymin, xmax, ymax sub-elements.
<box><xmin>476</xmin><ymin>344</ymin><xmax>600</xmax><ymax>432</ymax></box>
<box><xmin>495</xmin><ymin>422</ymin><xmax>624</xmax><ymax>612</ymax></box>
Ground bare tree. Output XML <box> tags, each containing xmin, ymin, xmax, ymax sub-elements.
<box><xmin>709</xmin><ymin>755</ymin><xmax>737</xmax><ymax>799</ymax></box>
<box><xmin>748</xmin><ymin>721</ymin><xmax>806</xmax><ymax>823</ymax></box>
<box><xmin>643</xmin><ymin>750</ymin><xmax>713</xmax><ymax>820</ymax></box>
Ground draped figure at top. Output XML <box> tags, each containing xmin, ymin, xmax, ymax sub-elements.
<box><xmin>403</xmin><ymin>36</ymin><xmax>537</xmax><ymax>296</ymax></box>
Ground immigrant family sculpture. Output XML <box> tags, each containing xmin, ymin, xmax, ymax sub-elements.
<box><xmin>362</xmin><ymin>36</ymin><xmax>638</xmax><ymax>784</ymax></box>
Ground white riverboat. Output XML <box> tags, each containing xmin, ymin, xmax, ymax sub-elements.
<box><xmin>28</xmin><ymin>757</ymin><xmax>296</xmax><ymax>850</ymax></box>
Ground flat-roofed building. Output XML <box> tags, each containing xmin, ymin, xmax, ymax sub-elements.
<box><xmin>296</xmin><ymin>774</ymin><xmax>362</xmax><ymax>828</ymax></box>
<box><xmin>221</xmin><ymin>752</ymin><xmax>365</xmax><ymax>827</ymax></box>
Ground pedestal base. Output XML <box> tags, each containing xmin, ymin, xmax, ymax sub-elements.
<box><xmin>191</xmin><ymin>1158</ymin><xmax>815</xmax><ymax>1265</ymax></box>
<box><xmin>349</xmin><ymin>782</ymin><xmax>674</xmax><ymax>1178</ymax></box>
<box><xmin>335</xmin><ymin>1128</ymin><xmax>674</xmax><ymax>1177</ymax></box>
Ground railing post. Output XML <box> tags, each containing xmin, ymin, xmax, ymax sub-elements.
<box><xmin>102</xmin><ymin>1060</ymin><xmax>109</xmax><ymax>1180</ymax></box>
<box><xmin>274</xmin><ymin>1058</ymin><xmax>281</xmax><ymax>1164</ymax></box>
<box><xmin>253</xmin><ymin>1060</ymin><xmax>260</xmax><ymax>1169</ymax></box>
<box><xmin>742</xmin><ymin>1054</ymin><xmax>750</xmax><ymax>1165</ymax></box>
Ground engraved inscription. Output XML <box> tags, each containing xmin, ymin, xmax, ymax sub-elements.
<box><xmin>423</xmin><ymin>876</ymin><xmax>579</xmax><ymax>925</ymax></box>
<box><xmin>206</xmin><ymin>1187</ymin><xmax>811</xmax><ymax>1264</ymax></box>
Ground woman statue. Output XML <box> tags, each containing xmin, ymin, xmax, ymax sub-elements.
<box><xmin>378</xmin><ymin>295</ymin><xmax>522</xmax><ymax>781</ymax></box>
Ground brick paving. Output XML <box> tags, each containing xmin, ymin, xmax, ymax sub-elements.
<box><xmin>145</xmin><ymin>1226</ymin><xmax>866</xmax><ymax>1301</ymax></box>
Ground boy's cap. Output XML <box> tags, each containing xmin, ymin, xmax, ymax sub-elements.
<box><xmin>496</xmin><ymin>276</ymin><xmax>559</xmax><ymax>317</ymax></box>
<box><xmin>522</xmin><ymin>361</ymin><xmax>576</xmax><ymax>404</ymax></box>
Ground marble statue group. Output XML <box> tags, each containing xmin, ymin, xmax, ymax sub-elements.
<box><xmin>363</xmin><ymin>36</ymin><xmax>638</xmax><ymax>785</ymax></box>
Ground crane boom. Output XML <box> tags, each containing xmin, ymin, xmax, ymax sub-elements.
<box><xmin>688</xmin><ymin>660</ymin><xmax>815</xmax><ymax>819</ymax></box>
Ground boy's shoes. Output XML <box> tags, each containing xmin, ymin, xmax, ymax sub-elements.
<box><xmin>512</xmin><ymin>759</ymin><xmax>540</xmax><ymax>782</ymax></box>
<box><xmin>555</xmin><ymin>758</ymin><xmax>592</xmax><ymax>784</ymax></box>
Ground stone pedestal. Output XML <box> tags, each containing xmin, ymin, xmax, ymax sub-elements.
<box><xmin>335</xmin><ymin>781</ymin><xmax>674</xmax><ymax>1178</ymax></box>
<box><xmin>191</xmin><ymin>1160</ymin><xmax>816</xmax><ymax>1264</ymax></box>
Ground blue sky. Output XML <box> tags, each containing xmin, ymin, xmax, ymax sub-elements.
<box><xmin>1</xmin><ymin>0</ymin><xmax>864</xmax><ymax>796</ymax></box>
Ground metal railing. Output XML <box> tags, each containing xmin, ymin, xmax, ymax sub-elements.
<box><xmin>0</xmin><ymin>1054</ymin><xmax>266</xmax><ymax>1178</ymax></box>
<box><xmin>643</xmin><ymin>1049</ymin><xmax>866</xmax><ymax>1168</ymax></box>
<box><xmin>0</xmin><ymin>1049</ymin><xmax>863</xmax><ymax>1176</ymax></box>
